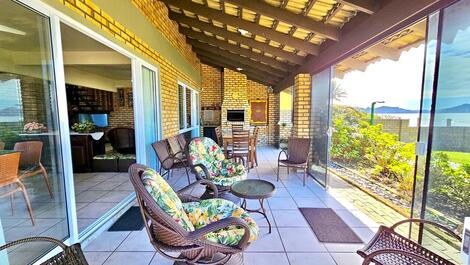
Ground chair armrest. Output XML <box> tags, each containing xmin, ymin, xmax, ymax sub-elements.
<box><xmin>160</xmin><ymin>156</ymin><xmax>176</xmax><ymax>169</ymax></box>
<box><xmin>190</xmin><ymin>164</ymin><xmax>211</xmax><ymax>180</ymax></box>
<box><xmin>177</xmin><ymin>179</ymin><xmax>218</xmax><ymax>199</ymax></box>
<box><xmin>390</xmin><ymin>218</ymin><xmax>462</xmax><ymax>241</ymax></box>
<box><xmin>278</xmin><ymin>150</ymin><xmax>288</xmax><ymax>161</ymax></box>
<box><xmin>229</xmin><ymin>155</ymin><xmax>245</xmax><ymax>166</ymax></box>
<box><xmin>188</xmin><ymin>217</ymin><xmax>251</xmax><ymax>249</ymax></box>
<box><xmin>360</xmin><ymin>248</ymin><xmax>438</xmax><ymax>265</ymax></box>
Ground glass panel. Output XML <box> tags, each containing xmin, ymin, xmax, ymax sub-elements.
<box><xmin>178</xmin><ymin>85</ymin><xmax>185</xmax><ymax>130</ymax></box>
<box><xmin>309</xmin><ymin>68</ymin><xmax>332</xmax><ymax>186</ymax></box>
<box><xmin>421</xmin><ymin>1</ymin><xmax>470</xmax><ymax>262</ymax></box>
<box><xmin>0</xmin><ymin>1</ymin><xmax>69</xmax><ymax>264</ymax></box>
<box><xmin>186</xmin><ymin>88</ymin><xmax>192</xmax><ymax>129</ymax></box>
<box><xmin>142</xmin><ymin>66</ymin><xmax>158</xmax><ymax>169</ymax></box>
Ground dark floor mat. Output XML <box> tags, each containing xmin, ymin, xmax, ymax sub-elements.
<box><xmin>108</xmin><ymin>206</ymin><xmax>144</xmax><ymax>231</ymax></box>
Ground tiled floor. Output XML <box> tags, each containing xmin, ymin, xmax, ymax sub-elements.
<box><xmin>83</xmin><ymin>146</ymin><xmax>382</xmax><ymax>265</ymax></box>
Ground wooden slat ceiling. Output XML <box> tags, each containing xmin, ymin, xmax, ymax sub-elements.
<box><xmin>158</xmin><ymin>0</ymin><xmax>428</xmax><ymax>88</ymax></box>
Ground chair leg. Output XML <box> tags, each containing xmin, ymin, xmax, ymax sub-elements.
<box><xmin>254</xmin><ymin>149</ymin><xmax>258</xmax><ymax>166</ymax></box>
<box><xmin>18</xmin><ymin>182</ymin><xmax>35</xmax><ymax>226</ymax></box>
<box><xmin>277</xmin><ymin>164</ymin><xmax>280</xmax><ymax>182</ymax></box>
<box><xmin>10</xmin><ymin>192</ymin><xmax>15</xmax><ymax>215</ymax></box>
<box><xmin>184</xmin><ymin>167</ymin><xmax>191</xmax><ymax>185</ymax></box>
<box><xmin>40</xmin><ymin>164</ymin><xmax>53</xmax><ymax>198</ymax></box>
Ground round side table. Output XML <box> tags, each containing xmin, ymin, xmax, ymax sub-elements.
<box><xmin>231</xmin><ymin>179</ymin><xmax>276</xmax><ymax>233</ymax></box>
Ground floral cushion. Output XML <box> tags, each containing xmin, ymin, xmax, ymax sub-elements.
<box><xmin>115</xmin><ymin>153</ymin><xmax>136</xmax><ymax>160</ymax></box>
<box><xmin>141</xmin><ymin>169</ymin><xmax>194</xmax><ymax>232</ymax></box>
<box><xmin>188</xmin><ymin>137</ymin><xmax>246</xmax><ymax>186</ymax></box>
<box><xmin>93</xmin><ymin>153</ymin><xmax>118</xmax><ymax>160</ymax></box>
<box><xmin>183</xmin><ymin>199</ymin><xmax>259</xmax><ymax>246</ymax></box>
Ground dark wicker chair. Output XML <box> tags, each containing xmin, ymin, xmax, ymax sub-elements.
<box><xmin>152</xmin><ymin>139</ymin><xmax>190</xmax><ymax>184</ymax></box>
<box><xmin>358</xmin><ymin>218</ymin><xmax>462</xmax><ymax>265</ymax></box>
<box><xmin>277</xmin><ymin>137</ymin><xmax>311</xmax><ymax>186</ymax></box>
<box><xmin>108</xmin><ymin>127</ymin><xmax>136</xmax><ymax>154</ymax></box>
<box><xmin>0</xmin><ymin>237</ymin><xmax>88</xmax><ymax>265</ymax></box>
<box><xmin>129</xmin><ymin>163</ymin><xmax>251</xmax><ymax>265</ymax></box>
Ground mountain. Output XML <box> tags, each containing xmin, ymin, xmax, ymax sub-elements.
<box><xmin>364</xmin><ymin>106</ymin><xmax>417</xmax><ymax>114</ymax></box>
<box><xmin>0</xmin><ymin>107</ymin><xmax>22</xmax><ymax>116</ymax></box>
<box><xmin>438</xmin><ymin>103</ymin><xmax>470</xmax><ymax>113</ymax></box>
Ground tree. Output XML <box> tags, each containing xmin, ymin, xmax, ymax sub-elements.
<box><xmin>332</xmin><ymin>79</ymin><xmax>347</xmax><ymax>102</ymax></box>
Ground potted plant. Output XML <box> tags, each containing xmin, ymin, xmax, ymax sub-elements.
<box><xmin>23</xmin><ymin>122</ymin><xmax>47</xmax><ymax>133</ymax></box>
<box><xmin>71</xmin><ymin>121</ymin><xmax>95</xmax><ymax>133</ymax></box>
<box><xmin>279</xmin><ymin>138</ymin><xmax>288</xmax><ymax>150</ymax></box>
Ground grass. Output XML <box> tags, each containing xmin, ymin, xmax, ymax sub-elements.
<box><xmin>436</xmin><ymin>151</ymin><xmax>470</xmax><ymax>165</ymax></box>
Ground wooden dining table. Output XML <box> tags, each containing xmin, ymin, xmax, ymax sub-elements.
<box><xmin>222</xmin><ymin>135</ymin><xmax>256</xmax><ymax>168</ymax></box>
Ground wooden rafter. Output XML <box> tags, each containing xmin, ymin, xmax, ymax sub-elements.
<box><xmin>302</xmin><ymin>0</ymin><xmax>318</xmax><ymax>16</ymax></box>
<box><xmin>336</xmin><ymin>0</ymin><xmax>378</xmax><ymax>15</ymax></box>
<box><xmin>181</xmin><ymin>28</ymin><xmax>292</xmax><ymax>71</ymax></box>
<box><xmin>225</xmin><ymin>0</ymin><xmax>339</xmax><ymax>40</ymax></box>
<box><xmin>323</xmin><ymin>3</ymin><xmax>343</xmax><ymax>23</ymax></box>
<box><xmin>191</xmin><ymin>45</ymin><xmax>285</xmax><ymax>78</ymax></box>
<box><xmin>367</xmin><ymin>44</ymin><xmax>401</xmax><ymax>61</ymax></box>
<box><xmin>170</xmin><ymin>12</ymin><xmax>306</xmax><ymax>64</ymax></box>
<box><xmin>340</xmin><ymin>58</ymin><xmax>368</xmax><ymax>71</ymax></box>
<box><xmin>162</xmin><ymin>0</ymin><xmax>320</xmax><ymax>55</ymax></box>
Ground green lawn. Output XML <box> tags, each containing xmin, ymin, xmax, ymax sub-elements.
<box><xmin>436</xmin><ymin>151</ymin><xmax>470</xmax><ymax>165</ymax></box>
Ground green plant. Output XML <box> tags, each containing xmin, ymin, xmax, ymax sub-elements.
<box><xmin>71</xmin><ymin>121</ymin><xmax>95</xmax><ymax>133</ymax></box>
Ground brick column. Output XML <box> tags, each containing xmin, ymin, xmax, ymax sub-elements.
<box><xmin>292</xmin><ymin>73</ymin><xmax>311</xmax><ymax>138</ymax></box>
<box><xmin>268</xmin><ymin>91</ymin><xmax>280</xmax><ymax>146</ymax></box>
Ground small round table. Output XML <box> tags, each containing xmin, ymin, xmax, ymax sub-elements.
<box><xmin>231</xmin><ymin>179</ymin><xmax>276</xmax><ymax>233</ymax></box>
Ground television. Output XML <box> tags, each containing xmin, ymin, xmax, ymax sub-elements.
<box><xmin>227</xmin><ymin>110</ymin><xmax>245</xmax><ymax>122</ymax></box>
<box><xmin>78</xmin><ymin>113</ymin><xmax>108</xmax><ymax>127</ymax></box>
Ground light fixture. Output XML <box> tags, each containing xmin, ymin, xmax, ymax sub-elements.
<box><xmin>236</xmin><ymin>67</ymin><xmax>243</xmax><ymax>71</ymax></box>
<box><xmin>0</xmin><ymin>25</ymin><xmax>26</xmax><ymax>36</ymax></box>
<box><xmin>238</xmin><ymin>28</ymin><xmax>249</xmax><ymax>36</ymax></box>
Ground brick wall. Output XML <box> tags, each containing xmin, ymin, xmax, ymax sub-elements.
<box><xmin>268</xmin><ymin>92</ymin><xmax>280</xmax><ymax>145</ymax></box>
<box><xmin>108</xmin><ymin>87</ymin><xmax>134</xmax><ymax>129</ymax></box>
<box><xmin>58</xmin><ymin>0</ymin><xmax>201</xmax><ymax>138</ymax></box>
<box><xmin>247</xmin><ymin>80</ymin><xmax>269</xmax><ymax>144</ymax></box>
<box><xmin>20</xmin><ymin>76</ymin><xmax>48</xmax><ymax>124</ymax></box>
<box><xmin>292</xmin><ymin>73</ymin><xmax>311</xmax><ymax>138</ymax></box>
<box><xmin>221</xmin><ymin>68</ymin><xmax>250</xmax><ymax>132</ymax></box>
<box><xmin>200</xmin><ymin>64</ymin><xmax>222</xmax><ymax>108</ymax></box>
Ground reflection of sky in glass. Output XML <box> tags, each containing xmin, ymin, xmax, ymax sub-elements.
<box><xmin>435</xmin><ymin>1</ymin><xmax>470</xmax><ymax>109</ymax></box>
<box><xmin>0</xmin><ymin>79</ymin><xmax>21</xmax><ymax>110</ymax></box>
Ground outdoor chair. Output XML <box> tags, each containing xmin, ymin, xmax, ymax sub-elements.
<box><xmin>108</xmin><ymin>127</ymin><xmax>136</xmax><ymax>154</ymax></box>
<box><xmin>215</xmin><ymin>126</ymin><xmax>223</xmax><ymax>146</ymax></box>
<box><xmin>249</xmin><ymin>127</ymin><xmax>259</xmax><ymax>167</ymax></box>
<box><xmin>0</xmin><ymin>152</ymin><xmax>35</xmax><ymax>225</ymax></box>
<box><xmin>277</xmin><ymin>137</ymin><xmax>311</xmax><ymax>186</ymax></box>
<box><xmin>231</xmin><ymin>130</ymin><xmax>250</xmax><ymax>171</ymax></box>
<box><xmin>231</xmin><ymin>124</ymin><xmax>244</xmax><ymax>131</ymax></box>
<box><xmin>176</xmin><ymin>133</ymin><xmax>189</xmax><ymax>153</ymax></box>
<box><xmin>358</xmin><ymin>218</ymin><xmax>462</xmax><ymax>265</ymax></box>
<box><xmin>186</xmin><ymin>137</ymin><xmax>246</xmax><ymax>195</ymax></box>
<box><xmin>129</xmin><ymin>163</ymin><xmax>259</xmax><ymax>265</ymax></box>
<box><xmin>152</xmin><ymin>139</ymin><xmax>190</xmax><ymax>184</ymax></box>
<box><xmin>168</xmin><ymin>135</ymin><xmax>187</xmax><ymax>161</ymax></box>
<box><xmin>14</xmin><ymin>141</ymin><xmax>53</xmax><ymax>198</ymax></box>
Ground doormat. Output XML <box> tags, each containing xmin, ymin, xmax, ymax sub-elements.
<box><xmin>108</xmin><ymin>206</ymin><xmax>144</xmax><ymax>231</ymax></box>
<box><xmin>299</xmin><ymin>208</ymin><xmax>363</xmax><ymax>243</ymax></box>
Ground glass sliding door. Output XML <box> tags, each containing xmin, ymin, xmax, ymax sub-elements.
<box><xmin>417</xmin><ymin>1</ymin><xmax>470</xmax><ymax>262</ymax></box>
<box><xmin>309</xmin><ymin>68</ymin><xmax>333</xmax><ymax>186</ymax></box>
<box><xmin>141</xmin><ymin>66</ymin><xmax>160</xmax><ymax>169</ymax></box>
<box><xmin>0</xmin><ymin>1</ymin><xmax>69</xmax><ymax>264</ymax></box>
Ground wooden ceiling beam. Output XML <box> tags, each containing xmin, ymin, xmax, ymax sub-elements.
<box><xmin>187</xmin><ymin>35</ymin><xmax>289</xmax><ymax>77</ymax></box>
<box><xmin>171</xmin><ymin>13</ymin><xmax>304</xmax><ymax>66</ymax></box>
<box><xmin>273</xmin><ymin>0</ymin><xmax>453</xmax><ymax>92</ymax></box>
<box><xmin>197</xmin><ymin>54</ymin><xmax>279</xmax><ymax>85</ymax></box>
<box><xmin>225</xmin><ymin>0</ymin><xmax>339</xmax><ymax>40</ymax></box>
<box><xmin>340</xmin><ymin>58</ymin><xmax>368</xmax><ymax>71</ymax></box>
<box><xmin>367</xmin><ymin>44</ymin><xmax>401</xmax><ymax>61</ymax></box>
<box><xmin>200</xmin><ymin>57</ymin><xmax>274</xmax><ymax>86</ymax></box>
<box><xmin>192</xmin><ymin>45</ymin><xmax>284</xmax><ymax>79</ymax></box>
<box><xmin>162</xmin><ymin>0</ymin><xmax>320</xmax><ymax>55</ymax></box>
<box><xmin>336</xmin><ymin>0</ymin><xmax>379</xmax><ymax>15</ymax></box>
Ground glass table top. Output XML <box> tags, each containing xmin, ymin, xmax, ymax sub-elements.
<box><xmin>231</xmin><ymin>179</ymin><xmax>276</xmax><ymax>199</ymax></box>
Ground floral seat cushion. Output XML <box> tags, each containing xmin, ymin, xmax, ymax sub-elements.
<box><xmin>183</xmin><ymin>199</ymin><xmax>259</xmax><ymax>246</ymax></box>
<box><xmin>141</xmin><ymin>169</ymin><xmax>195</xmax><ymax>232</ymax></box>
<box><xmin>188</xmin><ymin>137</ymin><xmax>246</xmax><ymax>187</ymax></box>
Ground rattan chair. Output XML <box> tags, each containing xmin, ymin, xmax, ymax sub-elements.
<box><xmin>152</xmin><ymin>139</ymin><xmax>190</xmax><ymax>184</ymax></box>
<box><xmin>0</xmin><ymin>152</ymin><xmax>35</xmax><ymax>225</ymax></box>
<box><xmin>358</xmin><ymin>218</ymin><xmax>462</xmax><ymax>265</ymax></box>
<box><xmin>0</xmin><ymin>237</ymin><xmax>88</xmax><ymax>265</ymax></box>
<box><xmin>14</xmin><ymin>141</ymin><xmax>53</xmax><ymax>198</ymax></box>
<box><xmin>277</xmin><ymin>137</ymin><xmax>311</xmax><ymax>186</ymax></box>
<box><xmin>129</xmin><ymin>163</ymin><xmax>252</xmax><ymax>265</ymax></box>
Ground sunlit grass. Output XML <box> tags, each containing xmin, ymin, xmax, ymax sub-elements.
<box><xmin>436</xmin><ymin>151</ymin><xmax>470</xmax><ymax>165</ymax></box>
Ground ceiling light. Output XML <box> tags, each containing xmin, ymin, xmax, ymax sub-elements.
<box><xmin>236</xmin><ymin>67</ymin><xmax>243</xmax><ymax>71</ymax></box>
<box><xmin>0</xmin><ymin>25</ymin><xmax>26</xmax><ymax>36</ymax></box>
<box><xmin>238</xmin><ymin>28</ymin><xmax>249</xmax><ymax>36</ymax></box>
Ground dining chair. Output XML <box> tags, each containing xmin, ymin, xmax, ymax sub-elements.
<box><xmin>231</xmin><ymin>124</ymin><xmax>244</xmax><ymax>132</ymax></box>
<box><xmin>214</xmin><ymin>126</ymin><xmax>223</xmax><ymax>146</ymax></box>
<box><xmin>277</xmin><ymin>137</ymin><xmax>311</xmax><ymax>186</ymax></box>
<box><xmin>231</xmin><ymin>130</ymin><xmax>251</xmax><ymax>171</ymax></box>
<box><xmin>0</xmin><ymin>152</ymin><xmax>35</xmax><ymax>225</ymax></box>
<box><xmin>14</xmin><ymin>141</ymin><xmax>53</xmax><ymax>198</ymax></box>
<box><xmin>250</xmin><ymin>127</ymin><xmax>260</xmax><ymax>167</ymax></box>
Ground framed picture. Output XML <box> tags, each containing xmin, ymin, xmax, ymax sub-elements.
<box><xmin>250</xmin><ymin>100</ymin><xmax>267</xmax><ymax>124</ymax></box>
<box><xmin>127</xmin><ymin>92</ymin><xmax>133</xmax><ymax>107</ymax></box>
<box><xmin>117</xmin><ymin>88</ymin><xmax>125</xmax><ymax>107</ymax></box>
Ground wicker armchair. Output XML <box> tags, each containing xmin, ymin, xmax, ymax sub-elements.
<box><xmin>186</xmin><ymin>137</ymin><xmax>246</xmax><ymax>194</ymax></box>
<box><xmin>152</xmin><ymin>139</ymin><xmax>190</xmax><ymax>184</ymax></box>
<box><xmin>129</xmin><ymin>163</ymin><xmax>258</xmax><ymax>265</ymax></box>
<box><xmin>277</xmin><ymin>137</ymin><xmax>311</xmax><ymax>186</ymax></box>
<box><xmin>14</xmin><ymin>141</ymin><xmax>53</xmax><ymax>198</ymax></box>
<box><xmin>358</xmin><ymin>218</ymin><xmax>462</xmax><ymax>265</ymax></box>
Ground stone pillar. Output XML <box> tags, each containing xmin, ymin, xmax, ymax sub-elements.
<box><xmin>292</xmin><ymin>73</ymin><xmax>311</xmax><ymax>138</ymax></box>
<box><xmin>268</xmin><ymin>91</ymin><xmax>280</xmax><ymax>146</ymax></box>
